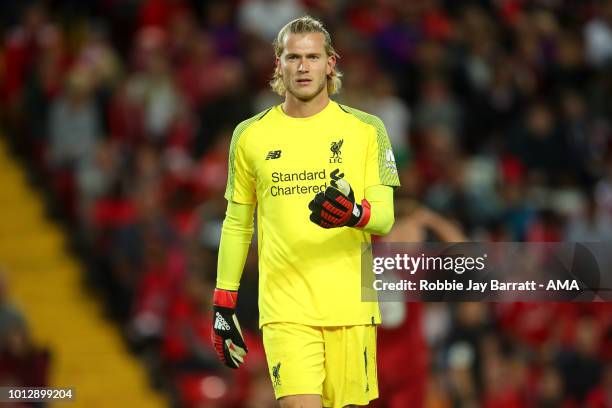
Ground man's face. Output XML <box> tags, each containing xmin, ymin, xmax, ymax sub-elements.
<box><xmin>277</xmin><ymin>32</ymin><xmax>335</xmax><ymax>102</ymax></box>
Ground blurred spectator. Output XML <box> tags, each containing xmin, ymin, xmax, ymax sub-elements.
<box><xmin>130</xmin><ymin>238</ymin><xmax>185</xmax><ymax>348</ymax></box>
<box><xmin>585</xmin><ymin>0</ymin><xmax>612</xmax><ymax>68</ymax></box>
<box><xmin>193</xmin><ymin>60</ymin><xmax>252</xmax><ymax>158</ymax></box>
<box><xmin>128</xmin><ymin>51</ymin><xmax>181</xmax><ymax>143</ymax></box>
<box><xmin>413</xmin><ymin>77</ymin><xmax>462</xmax><ymax>136</ymax></box>
<box><xmin>374</xmin><ymin>202</ymin><xmax>466</xmax><ymax>407</ymax></box>
<box><xmin>78</xmin><ymin>140</ymin><xmax>123</xmax><ymax>222</ymax></box>
<box><xmin>559</xmin><ymin>89</ymin><xmax>604</xmax><ymax>185</ymax></box>
<box><xmin>0</xmin><ymin>319</ymin><xmax>50</xmax><ymax>390</ymax></box>
<box><xmin>480</xmin><ymin>336</ymin><xmax>522</xmax><ymax>408</ymax></box>
<box><xmin>565</xmin><ymin>193</ymin><xmax>612</xmax><ymax>242</ymax></box>
<box><xmin>506</xmin><ymin>101</ymin><xmax>568</xmax><ymax>185</ymax></box>
<box><xmin>238</xmin><ymin>0</ymin><xmax>305</xmax><ymax>41</ymax></box>
<box><xmin>161</xmin><ymin>271</ymin><xmax>216</xmax><ymax>373</ymax></box>
<box><xmin>535</xmin><ymin>365</ymin><xmax>568</xmax><ymax>408</ymax></box>
<box><xmin>2</xmin><ymin>3</ymin><xmax>55</xmax><ymax>108</ymax></box>
<box><xmin>0</xmin><ymin>271</ymin><xmax>50</xmax><ymax>390</ymax></box>
<box><xmin>366</xmin><ymin>73</ymin><xmax>411</xmax><ymax>169</ymax></box>
<box><xmin>0</xmin><ymin>273</ymin><xmax>26</xmax><ymax>342</ymax></box>
<box><xmin>48</xmin><ymin>67</ymin><xmax>102</xmax><ymax>169</ymax></box>
<box><xmin>558</xmin><ymin>316</ymin><xmax>604</xmax><ymax>403</ymax></box>
<box><xmin>47</xmin><ymin>66</ymin><xmax>103</xmax><ymax>220</ymax></box>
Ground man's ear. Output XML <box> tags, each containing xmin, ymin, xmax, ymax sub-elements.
<box><xmin>275</xmin><ymin>57</ymin><xmax>281</xmax><ymax>76</ymax></box>
<box><xmin>327</xmin><ymin>54</ymin><xmax>336</xmax><ymax>76</ymax></box>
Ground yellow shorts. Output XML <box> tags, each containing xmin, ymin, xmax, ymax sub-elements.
<box><xmin>262</xmin><ymin>322</ymin><xmax>378</xmax><ymax>408</ymax></box>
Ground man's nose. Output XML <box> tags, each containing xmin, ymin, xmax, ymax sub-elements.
<box><xmin>298</xmin><ymin>59</ymin><xmax>308</xmax><ymax>72</ymax></box>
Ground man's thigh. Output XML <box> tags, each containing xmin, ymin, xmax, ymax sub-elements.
<box><xmin>262</xmin><ymin>322</ymin><xmax>326</xmax><ymax>399</ymax></box>
<box><xmin>321</xmin><ymin>325</ymin><xmax>378</xmax><ymax>407</ymax></box>
<box><xmin>262</xmin><ymin>323</ymin><xmax>378</xmax><ymax>407</ymax></box>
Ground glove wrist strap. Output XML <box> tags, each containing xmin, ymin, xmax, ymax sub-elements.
<box><xmin>213</xmin><ymin>288</ymin><xmax>238</xmax><ymax>309</ymax></box>
<box><xmin>354</xmin><ymin>199</ymin><xmax>371</xmax><ymax>228</ymax></box>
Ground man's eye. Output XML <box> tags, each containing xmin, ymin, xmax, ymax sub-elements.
<box><xmin>309</xmin><ymin>56</ymin><xmax>319</xmax><ymax>60</ymax></box>
<box><xmin>288</xmin><ymin>56</ymin><xmax>298</xmax><ymax>61</ymax></box>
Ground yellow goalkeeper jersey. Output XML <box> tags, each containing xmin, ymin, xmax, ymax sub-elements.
<box><xmin>224</xmin><ymin>101</ymin><xmax>400</xmax><ymax>327</ymax></box>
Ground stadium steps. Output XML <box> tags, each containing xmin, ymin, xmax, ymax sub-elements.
<box><xmin>0</xmin><ymin>138</ymin><xmax>167</xmax><ymax>408</ymax></box>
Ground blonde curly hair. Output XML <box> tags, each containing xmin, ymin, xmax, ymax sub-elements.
<box><xmin>270</xmin><ymin>16</ymin><xmax>342</xmax><ymax>96</ymax></box>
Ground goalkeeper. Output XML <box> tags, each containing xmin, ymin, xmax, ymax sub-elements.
<box><xmin>211</xmin><ymin>15</ymin><xmax>400</xmax><ymax>408</ymax></box>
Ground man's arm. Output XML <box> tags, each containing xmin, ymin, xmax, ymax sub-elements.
<box><xmin>216</xmin><ymin>200</ymin><xmax>255</xmax><ymax>290</ymax></box>
<box><xmin>385</xmin><ymin>200</ymin><xmax>467</xmax><ymax>243</ymax></box>
<box><xmin>359</xmin><ymin>184</ymin><xmax>395</xmax><ymax>236</ymax></box>
<box><xmin>212</xmin><ymin>200</ymin><xmax>254</xmax><ymax>369</ymax></box>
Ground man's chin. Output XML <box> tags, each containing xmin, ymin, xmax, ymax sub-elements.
<box><xmin>288</xmin><ymin>85</ymin><xmax>325</xmax><ymax>102</ymax></box>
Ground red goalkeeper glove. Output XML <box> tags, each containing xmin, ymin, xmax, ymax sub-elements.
<box><xmin>211</xmin><ymin>289</ymin><xmax>248</xmax><ymax>369</ymax></box>
<box><xmin>308</xmin><ymin>179</ymin><xmax>371</xmax><ymax>229</ymax></box>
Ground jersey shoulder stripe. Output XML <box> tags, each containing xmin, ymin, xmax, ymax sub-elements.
<box><xmin>226</xmin><ymin>107</ymin><xmax>272</xmax><ymax>200</ymax></box>
<box><xmin>338</xmin><ymin>104</ymin><xmax>400</xmax><ymax>186</ymax></box>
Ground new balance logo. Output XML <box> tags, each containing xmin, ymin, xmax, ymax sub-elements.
<box><xmin>266</xmin><ymin>150</ymin><xmax>282</xmax><ymax>160</ymax></box>
<box><xmin>214</xmin><ymin>312</ymin><xmax>231</xmax><ymax>331</ymax></box>
<box><xmin>385</xmin><ymin>148</ymin><xmax>398</xmax><ymax>174</ymax></box>
<box><xmin>385</xmin><ymin>148</ymin><xmax>395</xmax><ymax>163</ymax></box>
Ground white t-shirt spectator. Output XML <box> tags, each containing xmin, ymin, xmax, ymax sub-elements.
<box><xmin>238</xmin><ymin>0</ymin><xmax>306</xmax><ymax>41</ymax></box>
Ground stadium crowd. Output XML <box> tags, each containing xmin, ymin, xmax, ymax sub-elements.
<box><xmin>1</xmin><ymin>0</ymin><xmax>611</xmax><ymax>407</ymax></box>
